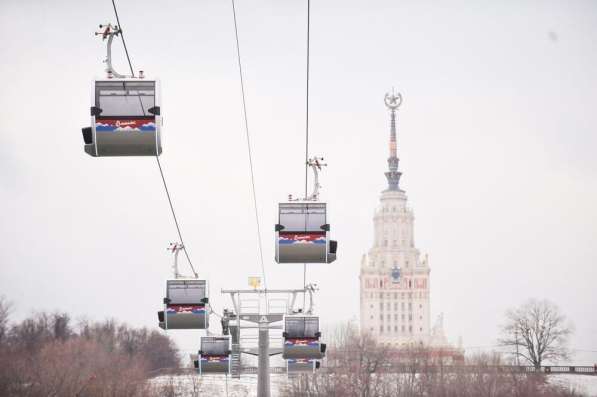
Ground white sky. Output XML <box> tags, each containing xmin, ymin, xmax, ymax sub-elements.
<box><xmin>1</xmin><ymin>0</ymin><xmax>596</xmax><ymax>363</ymax></box>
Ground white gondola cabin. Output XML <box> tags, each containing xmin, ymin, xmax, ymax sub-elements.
<box><xmin>158</xmin><ymin>279</ymin><xmax>209</xmax><ymax>330</ymax></box>
<box><xmin>198</xmin><ymin>336</ymin><xmax>231</xmax><ymax>374</ymax></box>
<box><xmin>282</xmin><ymin>315</ymin><xmax>326</xmax><ymax>360</ymax></box>
<box><xmin>82</xmin><ymin>78</ymin><xmax>162</xmax><ymax>157</ymax></box>
<box><xmin>275</xmin><ymin>202</ymin><xmax>337</xmax><ymax>264</ymax></box>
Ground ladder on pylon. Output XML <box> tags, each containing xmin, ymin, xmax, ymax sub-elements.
<box><xmin>231</xmin><ymin>343</ymin><xmax>241</xmax><ymax>379</ymax></box>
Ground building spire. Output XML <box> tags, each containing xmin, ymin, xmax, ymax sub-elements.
<box><xmin>384</xmin><ymin>89</ymin><xmax>403</xmax><ymax>191</ymax></box>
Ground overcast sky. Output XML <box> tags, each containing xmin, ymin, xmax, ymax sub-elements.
<box><xmin>1</xmin><ymin>0</ymin><xmax>596</xmax><ymax>363</ymax></box>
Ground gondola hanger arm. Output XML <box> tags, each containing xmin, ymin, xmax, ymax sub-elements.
<box><xmin>168</xmin><ymin>242</ymin><xmax>198</xmax><ymax>279</ymax></box>
<box><xmin>290</xmin><ymin>156</ymin><xmax>326</xmax><ymax>202</ymax></box>
<box><xmin>95</xmin><ymin>23</ymin><xmax>127</xmax><ymax>78</ymax></box>
<box><xmin>304</xmin><ymin>283</ymin><xmax>317</xmax><ymax>314</ymax></box>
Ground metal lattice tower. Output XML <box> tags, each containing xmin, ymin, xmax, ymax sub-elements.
<box><xmin>221</xmin><ymin>286</ymin><xmax>317</xmax><ymax>397</ymax></box>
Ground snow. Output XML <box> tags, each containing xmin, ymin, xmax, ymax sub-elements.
<box><xmin>549</xmin><ymin>375</ymin><xmax>597</xmax><ymax>397</ymax></box>
<box><xmin>152</xmin><ymin>373</ymin><xmax>597</xmax><ymax>396</ymax></box>
<box><xmin>151</xmin><ymin>374</ymin><xmax>288</xmax><ymax>396</ymax></box>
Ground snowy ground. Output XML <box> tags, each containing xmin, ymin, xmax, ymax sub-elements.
<box><xmin>152</xmin><ymin>373</ymin><xmax>597</xmax><ymax>396</ymax></box>
<box><xmin>151</xmin><ymin>374</ymin><xmax>288</xmax><ymax>396</ymax></box>
<box><xmin>548</xmin><ymin>375</ymin><xmax>597</xmax><ymax>397</ymax></box>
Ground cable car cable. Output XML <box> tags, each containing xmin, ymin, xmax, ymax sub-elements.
<box><xmin>230</xmin><ymin>0</ymin><xmax>268</xmax><ymax>291</ymax></box>
<box><xmin>109</xmin><ymin>0</ymin><xmax>197</xmax><ymax>277</ymax></box>
<box><xmin>304</xmin><ymin>0</ymin><xmax>311</xmax><ymax>199</ymax></box>
<box><xmin>303</xmin><ymin>0</ymin><xmax>311</xmax><ymax>311</ymax></box>
<box><xmin>110</xmin><ymin>0</ymin><xmax>135</xmax><ymax>78</ymax></box>
<box><xmin>156</xmin><ymin>158</ymin><xmax>198</xmax><ymax>277</ymax></box>
<box><xmin>108</xmin><ymin>3</ymin><xmax>146</xmax><ymax>117</ymax></box>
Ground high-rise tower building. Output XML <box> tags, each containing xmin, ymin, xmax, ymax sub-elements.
<box><xmin>359</xmin><ymin>91</ymin><xmax>431</xmax><ymax>347</ymax></box>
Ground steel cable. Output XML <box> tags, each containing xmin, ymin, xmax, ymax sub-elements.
<box><xmin>303</xmin><ymin>0</ymin><xmax>311</xmax><ymax>310</ymax></box>
<box><xmin>230</xmin><ymin>0</ymin><xmax>268</xmax><ymax>292</ymax></box>
<box><xmin>110</xmin><ymin>0</ymin><xmax>198</xmax><ymax>278</ymax></box>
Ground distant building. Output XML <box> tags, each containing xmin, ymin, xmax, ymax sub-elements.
<box><xmin>359</xmin><ymin>92</ymin><xmax>462</xmax><ymax>363</ymax></box>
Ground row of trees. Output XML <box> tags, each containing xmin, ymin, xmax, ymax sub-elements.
<box><xmin>0</xmin><ymin>296</ymin><xmax>577</xmax><ymax>396</ymax></box>
<box><xmin>282</xmin><ymin>323</ymin><xmax>581</xmax><ymax>397</ymax></box>
<box><xmin>0</xmin><ymin>297</ymin><xmax>179</xmax><ymax>397</ymax></box>
<box><xmin>282</xmin><ymin>299</ymin><xmax>579</xmax><ymax>397</ymax></box>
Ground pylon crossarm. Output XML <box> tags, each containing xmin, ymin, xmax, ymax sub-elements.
<box><xmin>221</xmin><ymin>288</ymin><xmax>312</xmax><ymax>294</ymax></box>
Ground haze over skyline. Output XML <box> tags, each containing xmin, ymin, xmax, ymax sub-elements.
<box><xmin>1</xmin><ymin>0</ymin><xmax>596</xmax><ymax>362</ymax></box>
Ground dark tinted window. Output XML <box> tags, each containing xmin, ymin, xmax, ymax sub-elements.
<box><xmin>95</xmin><ymin>80</ymin><xmax>155</xmax><ymax>117</ymax></box>
<box><xmin>279</xmin><ymin>203</ymin><xmax>326</xmax><ymax>232</ymax></box>
<box><xmin>285</xmin><ymin>316</ymin><xmax>319</xmax><ymax>338</ymax></box>
<box><xmin>167</xmin><ymin>279</ymin><xmax>206</xmax><ymax>304</ymax></box>
<box><xmin>201</xmin><ymin>337</ymin><xmax>229</xmax><ymax>355</ymax></box>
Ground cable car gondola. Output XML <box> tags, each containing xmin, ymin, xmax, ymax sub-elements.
<box><xmin>275</xmin><ymin>157</ymin><xmax>337</xmax><ymax>264</ymax></box>
<box><xmin>81</xmin><ymin>24</ymin><xmax>162</xmax><ymax>157</ymax></box>
<box><xmin>83</xmin><ymin>78</ymin><xmax>162</xmax><ymax>157</ymax></box>
<box><xmin>287</xmin><ymin>358</ymin><xmax>320</xmax><ymax>376</ymax></box>
<box><xmin>276</xmin><ymin>202</ymin><xmax>337</xmax><ymax>263</ymax></box>
<box><xmin>282</xmin><ymin>315</ymin><xmax>326</xmax><ymax>360</ymax></box>
<box><xmin>158</xmin><ymin>278</ymin><xmax>209</xmax><ymax>330</ymax></box>
<box><xmin>197</xmin><ymin>336</ymin><xmax>231</xmax><ymax>375</ymax></box>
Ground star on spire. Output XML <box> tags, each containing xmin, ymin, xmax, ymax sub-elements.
<box><xmin>384</xmin><ymin>89</ymin><xmax>403</xmax><ymax>191</ymax></box>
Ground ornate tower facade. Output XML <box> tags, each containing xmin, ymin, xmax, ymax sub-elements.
<box><xmin>359</xmin><ymin>91</ymin><xmax>431</xmax><ymax>347</ymax></box>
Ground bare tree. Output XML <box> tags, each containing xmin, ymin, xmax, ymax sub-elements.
<box><xmin>499</xmin><ymin>299</ymin><xmax>573</xmax><ymax>368</ymax></box>
<box><xmin>10</xmin><ymin>312</ymin><xmax>52</xmax><ymax>352</ymax></box>
<box><xmin>51</xmin><ymin>312</ymin><xmax>72</xmax><ymax>341</ymax></box>
<box><xmin>0</xmin><ymin>296</ymin><xmax>11</xmax><ymax>345</ymax></box>
<box><xmin>282</xmin><ymin>322</ymin><xmax>584</xmax><ymax>397</ymax></box>
<box><xmin>0</xmin><ymin>305</ymin><xmax>180</xmax><ymax>396</ymax></box>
